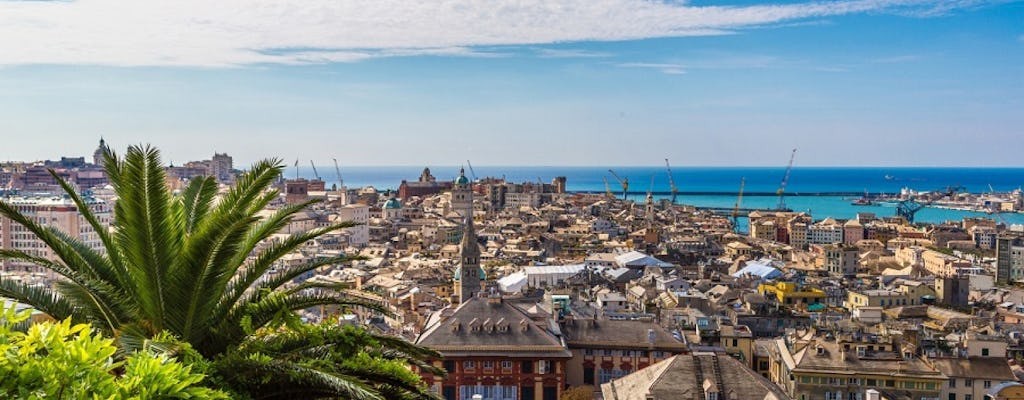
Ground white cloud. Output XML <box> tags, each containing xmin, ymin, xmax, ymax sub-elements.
<box><xmin>533</xmin><ymin>48</ymin><xmax>612</xmax><ymax>58</ymax></box>
<box><xmin>0</xmin><ymin>0</ymin><xmax>1005</xmax><ymax>67</ymax></box>
<box><xmin>617</xmin><ymin>62</ymin><xmax>687</xmax><ymax>74</ymax></box>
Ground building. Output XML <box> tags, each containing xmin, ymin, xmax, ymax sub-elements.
<box><xmin>808</xmin><ymin>218</ymin><xmax>844</xmax><ymax>245</ymax></box>
<box><xmin>92</xmin><ymin>138</ymin><xmax>108</xmax><ymax>166</ymax></box>
<box><xmin>337</xmin><ymin>204</ymin><xmax>369</xmax><ymax>246</ymax></box>
<box><xmin>758</xmin><ymin>282</ymin><xmax>826</xmax><ymax>307</ymax></box>
<box><xmin>816</xmin><ymin>244</ymin><xmax>859</xmax><ymax>277</ymax></box>
<box><xmin>560</xmin><ymin>317</ymin><xmax>687</xmax><ymax>387</ymax></box>
<box><xmin>415</xmin><ymin>295</ymin><xmax>573</xmax><ymax>400</ymax></box>
<box><xmin>932</xmin><ymin>332</ymin><xmax>1016</xmax><ymax>400</ymax></box>
<box><xmin>600</xmin><ymin>353</ymin><xmax>791</xmax><ymax>400</ymax></box>
<box><xmin>284</xmin><ymin>178</ymin><xmax>310</xmax><ymax>204</ymax></box>
<box><xmin>769</xmin><ymin>331</ymin><xmax>946</xmax><ymax>400</ymax></box>
<box><xmin>0</xmin><ymin>195</ymin><xmax>111</xmax><ymax>273</ymax></box>
<box><xmin>453</xmin><ymin>217</ymin><xmax>483</xmax><ymax>304</ymax></box>
<box><xmin>399</xmin><ymin>167</ymin><xmax>452</xmax><ymax>200</ymax></box>
<box><xmin>451</xmin><ymin>168</ymin><xmax>474</xmax><ymax>219</ymax></box>
<box><xmin>844</xmin><ymin>219</ymin><xmax>865</xmax><ymax>245</ymax></box>
<box><xmin>210</xmin><ymin>153</ymin><xmax>233</xmax><ymax>183</ymax></box>
<box><xmin>996</xmin><ymin>234</ymin><xmax>1024</xmax><ymax>284</ymax></box>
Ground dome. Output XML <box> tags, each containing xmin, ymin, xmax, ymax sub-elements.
<box><xmin>383</xmin><ymin>198</ymin><xmax>402</xmax><ymax>209</ymax></box>
<box><xmin>453</xmin><ymin>266</ymin><xmax>486</xmax><ymax>281</ymax></box>
<box><xmin>454</xmin><ymin>168</ymin><xmax>470</xmax><ymax>185</ymax></box>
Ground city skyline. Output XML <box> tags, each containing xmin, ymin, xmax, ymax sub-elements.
<box><xmin>1</xmin><ymin>0</ymin><xmax>1022</xmax><ymax>166</ymax></box>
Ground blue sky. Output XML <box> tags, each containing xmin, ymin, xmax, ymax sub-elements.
<box><xmin>0</xmin><ymin>0</ymin><xmax>1021</xmax><ymax>167</ymax></box>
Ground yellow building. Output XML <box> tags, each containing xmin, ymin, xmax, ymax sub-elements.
<box><xmin>759</xmin><ymin>282</ymin><xmax>826</xmax><ymax>306</ymax></box>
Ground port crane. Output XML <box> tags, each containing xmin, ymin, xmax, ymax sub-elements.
<box><xmin>309</xmin><ymin>160</ymin><xmax>321</xmax><ymax>181</ymax></box>
<box><xmin>732</xmin><ymin>177</ymin><xmax>746</xmax><ymax>233</ymax></box>
<box><xmin>466</xmin><ymin>160</ymin><xmax>478</xmax><ymax>182</ymax></box>
<box><xmin>665</xmin><ymin>158</ymin><xmax>679</xmax><ymax>205</ymax></box>
<box><xmin>776</xmin><ymin>148</ymin><xmax>797</xmax><ymax>211</ymax></box>
<box><xmin>608</xmin><ymin>169</ymin><xmax>629</xmax><ymax>200</ymax></box>
<box><xmin>332</xmin><ymin>158</ymin><xmax>344</xmax><ymax>189</ymax></box>
<box><xmin>603</xmin><ymin>177</ymin><xmax>615</xmax><ymax>199</ymax></box>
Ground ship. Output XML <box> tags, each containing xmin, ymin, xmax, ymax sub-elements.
<box><xmin>851</xmin><ymin>189</ymin><xmax>873</xmax><ymax>206</ymax></box>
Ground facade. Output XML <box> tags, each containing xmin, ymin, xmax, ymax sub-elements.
<box><xmin>0</xmin><ymin>195</ymin><xmax>111</xmax><ymax>273</ymax></box>
<box><xmin>844</xmin><ymin>219</ymin><xmax>865</xmax><ymax>245</ymax></box>
<box><xmin>759</xmin><ymin>282</ymin><xmax>826</xmax><ymax>307</ymax></box>
<box><xmin>415</xmin><ymin>296</ymin><xmax>572</xmax><ymax>400</ymax></box>
<box><xmin>398</xmin><ymin>167</ymin><xmax>452</xmax><ymax>200</ymax></box>
<box><xmin>933</xmin><ymin>333</ymin><xmax>1016</xmax><ymax>400</ymax></box>
<box><xmin>769</xmin><ymin>332</ymin><xmax>946</xmax><ymax>400</ymax></box>
<box><xmin>808</xmin><ymin>218</ymin><xmax>844</xmax><ymax>245</ymax></box>
<box><xmin>210</xmin><ymin>152</ymin><xmax>233</xmax><ymax>183</ymax></box>
<box><xmin>560</xmin><ymin>318</ymin><xmax>687</xmax><ymax>387</ymax></box>
<box><xmin>337</xmin><ymin>204</ymin><xmax>369</xmax><ymax>246</ymax></box>
<box><xmin>817</xmin><ymin>244</ymin><xmax>859</xmax><ymax>277</ymax></box>
<box><xmin>996</xmin><ymin>234</ymin><xmax>1024</xmax><ymax>284</ymax></box>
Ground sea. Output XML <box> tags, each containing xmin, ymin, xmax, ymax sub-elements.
<box><xmin>298</xmin><ymin>166</ymin><xmax>1024</xmax><ymax>230</ymax></box>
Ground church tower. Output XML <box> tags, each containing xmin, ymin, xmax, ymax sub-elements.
<box><xmin>451</xmin><ymin>167</ymin><xmax>473</xmax><ymax>219</ymax></box>
<box><xmin>455</xmin><ymin>216</ymin><xmax>483</xmax><ymax>303</ymax></box>
<box><xmin>93</xmin><ymin>137</ymin><xmax>108</xmax><ymax>166</ymax></box>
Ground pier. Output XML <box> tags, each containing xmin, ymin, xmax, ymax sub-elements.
<box><xmin>572</xmin><ymin>190</ymin><xmax>874</xmax><ymax>197</ymax></box>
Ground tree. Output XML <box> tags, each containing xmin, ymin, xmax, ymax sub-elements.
<box><xmin>0</xmin><ymin>306</ymin><xmax>228</xmax><ymax>399</ymax></box>
<box><xmin>0</xmin><ymin>145</ymin><xmax>439</xmax><ymax>399</ymax></box>
<box><xmin>562</xmin><ymin>385</ymin><xmax>596</xmax><ymax>400</ymax></box>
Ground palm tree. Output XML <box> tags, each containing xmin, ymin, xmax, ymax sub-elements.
<box><xmin>0</xmin><ymin>145</ymin><xmax>440</xmax><ymax>399</ymax></box>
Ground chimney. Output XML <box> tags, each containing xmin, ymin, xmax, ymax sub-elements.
<box><xmin>355</xmin><ymin>276</ymin><xmax>362</xmax><ymax>290</ymax></box>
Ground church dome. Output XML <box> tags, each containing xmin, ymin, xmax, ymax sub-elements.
<box><xmin>383</xmin><ymin>198</ymin><xmax>402</xmax><ymax>209</ymax></box>
<box><xmin>454</xmin><ymin>168</ymin><xmax>470</xmax><ymax>186</ymax></box>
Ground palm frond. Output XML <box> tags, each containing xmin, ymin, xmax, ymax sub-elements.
<box><xmin>0</xmin><ymin>277</ymin><xmax>81</xmax><ymax>322</ymax></box>
<box><xmin>111</xmin><ymin>145</ymin><xmax>182</xmax><ymax>331</ymax></box>
<box><xmin>179</xmin><ymin>175</ymin><xmax>219</xmax><ymax>234</ymax></box>
<box><xmin>48</xmin><ymin>168</ymin><xmax>126</xmax><ymax>275</ymax></box>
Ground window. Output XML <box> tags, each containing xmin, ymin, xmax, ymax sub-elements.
<box><xmin>885</xmin><ymin>380</ymin><xmax>895</xmax><ymax>387</ymax></box>
<box><xmin>848</xmin><ymin>378</ymin><xmax>860</xmax><ymax>386</ymax></box>
<box><xmin>482</xmin><ymin>361</ymin><xmax>494</xmax><ymax>369</ymax></box>
<box><xmin>825</xmin><ymin>392</ymin><xmax>841</xmax><ymax>400</ymax></box>
<box><xmin>444</xmin><ymin>360</ymin><xmax>456</xmax><ymax>373</ymax></box>
<box><xmin>521</xmin><ymin>361</ymin><xmax>533</xmax><ymax>374</ymax></box>
<box><xmin>732</xmin><ymin>339</ymin><xmax>738</xmax><ymax>347</ymax></box>
<box><xmin>965</xmin><ymin>379</ymin><xmax>973</xmax><ymax>387</ymax></box>
<box><xmin>538</xmin><ymin>360</ymin><xmax>551</xmax><ymax>374</ymax></box>
<box><xmin>584</xmin><ymin>349</ymin><xmax>594</xmax><ymax>356</ymax></box>
<box><xmin>847</xmin><ymin>393</ymin><xmax>861</xmax><ymax>400</ymax></box>
<box><xmin>583</xmin><ymin>367</ymin><xmax>595</xmax><ymax>385</ymax></box>
<box><xmin>463</xmin><ymin>361</ymin><xmax>475</xmax><ymax>370</ymax></box>
<box><xmin>984</xmin><ymin>381</ymin><xmax>991</xmax><ymax>388</ymax></box>
<box><xmin>949</xmin><ymin>379</ymin><xmax>956</xmax><ymax>388</ymax></box>
<box><xmin>501</xmin><ymin>361</ymin><xmax>513</xmax><ymax>369</ymax></box>
<box><xmin>829</xmin><ymin>378</ymin><xmax>843</xmax><ymax>385</ymax></box>
<box><xmin>949</xmin><ymin>394</ymin><xmax>956</xmax><ymax>400</ymax></box>
<box><xmin>603</xmin><ymin>349</ymin><xmax>614</xmax><ymax>356</ymax></box>
<box><xmin>982</xmin><ymin>348</ymin><xmax>990</xmax><ymax>356</ymax></box>
<box><xmin>965</xmin><ymin>395</ymin><xmax>972</xmax><ymax>400</ymax></box>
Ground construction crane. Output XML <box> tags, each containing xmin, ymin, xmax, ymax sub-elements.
<box><xmin>608</xmin><ymin>169</ymin><xmax>629</xmax><ymax>200</ymax></box>
<box><xmin>776</xmin><ymin>148</ymin><xmax>797</xmax><ymax>211</ymax></box>
<box><xmin>603</xmin><ymin>177</ymin><xmax>614</xmax><ymax>199</ymax></box>
<box><xmin>732</xmin><ymin>177</ymin><xmax>746</xmax><ymax>233</ymax></box>
<box><xmin>466</xmin><ymin>160</ymin><xmax>478</xmax><ymax>182</ymax></box>
<box><xmin>332</xmin><ymin>158</ymin><xmax>344</xmax><ymax>189</ymax></box>
<box><xmin>665</xmin><ymin>158</ymin><xmax>679</xmax><ymax>205</ymax></box>
<box><xmin>309</xmin><ymin>160</ymin><xmax>321</xmax><ymax>181</ymax></box>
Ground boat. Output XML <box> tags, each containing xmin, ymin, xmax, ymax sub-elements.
<box><xmin>851</xmin><ymin>189</ymin><xmax>873</xmax><ymax>206</ymax></box>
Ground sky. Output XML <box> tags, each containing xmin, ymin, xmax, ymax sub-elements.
<box><xmin>0</xmin><ymin>0</ymin><xmax>1022</xmax><ymax>167</ymax></box>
